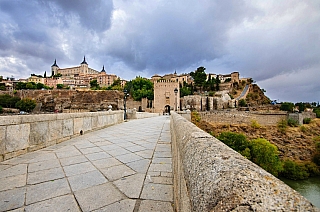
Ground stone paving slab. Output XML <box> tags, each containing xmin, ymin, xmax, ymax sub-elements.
<box><xmin>0</xmin><ymin>116</ymin><xmax>173</xmax><ymax>211</ymax></box>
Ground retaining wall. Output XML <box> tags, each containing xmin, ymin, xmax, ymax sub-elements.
<box><xmin>199</xmin><ymin>111</ymin><xmax>288</xmax><ymax>126</ymax></box>
<box><xmin>0</xmin><ymin>111</ymin><xmax>123</xmax><ymax>161</ymax></box>
<box><xmin>170</xmin><ymin>112</ymin><xmax>319</xmax><ymax>211</ymax></box>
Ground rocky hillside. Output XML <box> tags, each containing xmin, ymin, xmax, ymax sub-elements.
<box><xmin>12</xmin><ymin>90</ymin><xmax>123</xmax><ymax>112</ymax></box>
<box><xmin>196</xmin><ymin>118</ymin><xmax>320</xmax><ymax>162</ymax></box>
<box><xmin>245</xmin><ymin>84</ymin><xmax>271</xmax><ymax>106</ymax></box>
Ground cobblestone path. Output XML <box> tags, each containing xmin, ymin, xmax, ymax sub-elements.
<box><xmin>0</xmin><ymin>116</ymin><xmax>173</xmax><ymax>212</ymax></box>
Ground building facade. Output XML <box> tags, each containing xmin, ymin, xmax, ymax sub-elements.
<box><xmin>153</xmin><ymin>79</ymin><xmax>180</xmax><ymax>113</ymax></box>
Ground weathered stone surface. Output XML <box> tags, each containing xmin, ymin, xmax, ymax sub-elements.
<box><xmin>93</xmin><ymin>199</ymin><xmax>136</xmax><ymax>212</ymax></box>
<box><xmin>5</xmin><ymin>124</ymin><xmax>30</xmax><ymax>152</ymax></box>
<box><xmin>141</xmin><ymin>183</ymin><xmax>173</xmax><ymax>202</ymax></box>
<box><xmin>29</xmin><ymin>122</ymin><xmax>49</xmax><ymax>146</ymax></box>
<box><xmin>27</xmin><ymin>167</ymin><xmax>64</xmax><ymax>185</ymax></box>
<box><xmin>0</xmin><ymin>126</ymin><xmax>5</xmax><ymax>155</ymax></box>
<box><xmin>0</xmin><ymin>187</ymin><xmax>25</xmax><ymax>211</ymax></box>
<box><xmin>25</xmin><ymin>194</ymin><xmax>80</xmax><ymax>212</ymax></box>
<box><xmin>28</xmin><ymin>159</ymin><xmax>60</xmax><ymax>172</ymax></box>
<box><xmin>113</xmin><ymin>173</ymin><xmax>145</xmax><ymax>198</ymax></box>
<box><xmin>139</xmin><ymin>200</ymin><xmax>174</xmax><ymax>212</ymax></box>
<box><xmin>68</xmin><ymin>170</ymin><xmax>107</xmax><ymax>191</ymax></box>
<box><xmin>126</xmin><ymin>159</ymin><xmax>150</xmax><ymax>173</ymax></box>
<box><xmin>26</xmin><ymin>178</ymin><xmax>70</xmax><ymax>204</ymax></box>
<box><xmin>62</xmin><ymin>119</ymin><xmax>73</xmax><ymax>137</ymax></box>
<box><xmin>83</xmin><ymin>117</ymin><xmax>92</xmax><ymax>132</ymax></box>
<box><xmin>0</xmin><ymin>164</ymin><xmax>27</xmax><ymax>179</ymax></box>
<box><xmin>0</xmin><ymin>174</ymin><xmax>26</xmax><ymax>192</ymax></box>
<box><xmin>74</xmin><ymin>117</ymin><xmax>84</xmax><ymax>135</ymax></box>
<box><xmin>170</xmin><ymin>112</ymin><xmax>320</xmax><ymax>212</ymax></box>
<box><xmin>63</xmin><ymin>161</ymin><xmax>96</xmax><ymax>177</ymax></box>
<box><xmin>48</xmin><ymin>120</ymin><xmax>63</xmax><ymax>141</ymax></box>
<box><xmin>59</xmin><ymin>155</ymin><xmax>88</xmax><ymax>166</ymax></box>
<box><xmin>74</xmin><ymin>183</ymin><xmax>123</xmax><ymax>212</ymax></box>
<box><xmin>101</xmin><ymin>164</ymin><xmax>136</xmax><ymax>181</ymax></box>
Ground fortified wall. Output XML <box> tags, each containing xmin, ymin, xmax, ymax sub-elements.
<box><xmin>170</xmin><ymin>112</ymin><xmax>319</xmax><ymax>211</ymax></box>
<box><xmin>199</xmin><ymin>111</ymin><xmax>316</xmax><ymax>126</ymax></box>
<box><xmin>0</xmin><ymin>111</ymin><xmax>123</xmax><ymax>161</ymax></box>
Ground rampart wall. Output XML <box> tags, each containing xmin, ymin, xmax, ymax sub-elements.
<box><xmin>0</xmin><ymin>111</ymin><xmax>123</xmax><ymax>161</ymax></box>
<box><xmin>170</xmin><ymin>112</ymin><xmax>319</xmax><ymax>211</ymax></box>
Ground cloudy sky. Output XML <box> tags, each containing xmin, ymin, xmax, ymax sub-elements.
<box><xmin>0</xmin><ymin>0</ymin><xmax>319</xmax><ymax>102</ymax></box>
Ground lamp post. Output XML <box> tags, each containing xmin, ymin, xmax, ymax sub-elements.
<box><xmin>174</xmin><ymin>88</ymin><xmax>178</xmax><ymax>111</ymax></box>
<box><xmin>123</xmin><ymin>89</ymin><xmax>129</xmax><ymax>120</ymax></box>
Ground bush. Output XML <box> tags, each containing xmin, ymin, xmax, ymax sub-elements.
<box><xmin>280</xmin><ymin>102</ymin><xmax>294</xmax><ymax>112</ymax></box>
<box><xmin>300</xmin><ymin>125</ymin><xmax>307</xmax><ymax>133</ymax></box>
<box><xmin>277</xmin><ymin>119</ymin><xmax>287</xmax><ymax>133</ymax></box>
<box><xmin>287</xmin><ymin>118</ymin><xmax>299</xmax><ymax>127</ymax></box>
<box><xmin>313</xmin><ymin>142</ymin><xmax>320</xmax><ymax>166</ymax></box>
<box><xmin>303</xmin><ymin>118</ymin><xmax>311</xmax><ymax>124</ymax></box>
<box><xmin>0</xmin><ymin>105</ymin><xmax>2</xmax><ymax>113</ymax></box>
<box><xmin>239</xmin><ymin>99</ymin><xmax>247</xmax><ymax>107</ymax></box>
<box><xmin>281</xmin><ymin>160</ymin><xmax>309</xmax><ymax>180</ymax></box>
<box><xmin>217</xmin><ymin>132</ymin><xmax>251</xmax><ymax>157</ymax></box>
<box><xmin>250</xmin><ymin>120</ymin><xmax>261</xmax><ymax>129</ymax></box>
<box><xmin>15</xmin><ymin>98</ymin><xmax>37</xmax><ymax>112</ymax></box>
<box><xmin>250</xmin><ymin>138</ymin><xmax>283</xmax><ymax>176</ymax></box>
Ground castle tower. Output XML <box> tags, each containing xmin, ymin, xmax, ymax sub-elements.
<box><xmin>154</xmin><ymin>79</ymin><xmax>180</xmax><ymax>113</ymax></box>
<box><xmin>101</xmin><ymin>65</ymin><xmax>106</xmax><ymax>73</ymax></box>
<box><xmin>80</xmin><ymin>56</ymin><xmax>89</xmax><ymax>74</ymax></box>
<box><xmin>51</xmin><ymin>59</ymin><xmax>59</xmax><ymax>76</ymax></box>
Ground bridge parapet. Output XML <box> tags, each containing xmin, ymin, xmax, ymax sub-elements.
<box><xmin>0</xmin><ymin>111</ymin><xmax>123</xmax><ymax>161</ymax></box>
<box><xmin>170</xmin><ymin>112</ymin><xmax>319</xmax><ymax>211</ymax></box>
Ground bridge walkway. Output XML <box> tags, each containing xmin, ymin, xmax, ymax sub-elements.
<box><xmin>0</xmin><ymin>116</ymin><xmax>174</xmax><ymax>212</ymax></box>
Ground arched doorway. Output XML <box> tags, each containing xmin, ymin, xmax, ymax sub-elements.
<box><xmin>164</xmin><ymin>105</ymin><xmax>170</xmax><ymax>115</ymax></box>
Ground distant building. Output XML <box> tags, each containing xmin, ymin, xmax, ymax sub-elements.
<box><xmin>153</xmin><ymin>79</ymin><xmax>180</xmax><ymax>113</ymax></box>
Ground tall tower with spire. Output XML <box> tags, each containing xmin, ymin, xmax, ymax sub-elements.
<box><xmin>80</xmin><ymin>56</ymin><xmax>89</xmax><ymax>74</ymax></box>
<box><xmin>51</xmin><ymin>59</ymin><xmax>59</xmax><ymax>76</ymax></box>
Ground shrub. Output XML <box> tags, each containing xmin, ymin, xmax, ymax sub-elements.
<box><xmin>250</xmin><ymin>120</ymin><xmax>261</xmax><ymax>129</ymax></box>
<box><xmin>303</xmin><ymin>118</ymin><xmax>311</xmax><ymax>124</ymax></box>
<box><xmin>239</xmin><ymin>99</ymin><xmax>247</xmax><ymax>107</ymax></box>
<box><xmin>15</xmin><ymin>98</ymin><xmax>37</xmax><ymax>112</ymax></box>
<box><xmin>281</xmin><ymin>160</ymin><xmax>309</xmax><ymax>180</ymax></box>
<box><xmin>250</xmin><ymin>138</ymin><xmax>283</xmax><ymax>176</ymax></box>
<box><xmin>280</xmin><ymin>102</ymin><xmax>294</xmax><ymax>112</ymax></box>
<box><xmin>0</xmin><ymin>105</ymin><xmax>2</xmax><ymax>113</ymax></box>
<box><xmin>277</xmin><ymin>119</ymin><xmax>287</xmax><ymax>133</ymax></box>
<box><xmin>217</xmin><ymin>132</ymin><xmax>251</xmax><ymax>158</ymax></box>
<box><xmin>287</xmin><ymin>118</ymin><xmax>299</xmax><ymax>127</ymax></box>
<box><xmin>313</xmin><ymin>142</ymin><xmax>320</xmax><ymax>166</ymax></box>
<box><xmin>300</xmin><ymin>125</ymin><xmax>307</xmax><ymax>133</ymax></box>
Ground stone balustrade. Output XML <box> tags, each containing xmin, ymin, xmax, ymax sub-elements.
<box><xmin>0</xmin><ymin>111</ymin><xmax>123</xmax><ymax>161</ymax></box>
<box><xmin>171</xmin><ymin>112</ymin><xmax>319</xmax><ymax>212</ymax></box>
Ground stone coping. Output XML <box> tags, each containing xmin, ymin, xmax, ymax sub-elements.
<box><xmin>170</xmin><ymin>112</ymin><xmax>319</xmax><ymax>212</ymax></box>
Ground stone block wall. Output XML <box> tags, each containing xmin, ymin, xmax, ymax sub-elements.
<box><xmin>170</xmin><ymin>112</ymin><xmax>319</xmax><ymax>212</ymax></box>
<box><xmin>199</xmin><ymin>111</ymin><xmax>288</xmax><ymax>126</ymax></box>
<box><xmin>0</xmin><ymin>111</ymin><xmax>123</xmax><ymax>161</ymax></box>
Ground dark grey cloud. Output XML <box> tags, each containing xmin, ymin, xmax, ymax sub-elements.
<box><xmin>0</xmin><ymin>0</ymin><xmax>319</xmax><ymax>102</ymax></box>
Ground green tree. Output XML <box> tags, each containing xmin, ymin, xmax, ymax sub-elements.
<box><xmin>124</xmin><ymin>77</ymin><xmax>154</xmax><ymax>101</ymax></box>
<box><xmin>190</xmin><ymin>67</ymin><xmax>207</xmax><ymax>92</ymax></box>
<box><xmin>15</xmin><ymin>98</ymin><xmax>36</xmax><ymax>112</ymax></box>
<box><xmin>280</xmin><ymin>102</ymin><xmax>294</xmax><ymax>112</ymax></box>
<box><xmin>281</xmin><ymin>160</ymin><xmax>309</xmax><ymax>180</ymax></box>
<box><xmin>16</xmin><ymin>82</ymin><xmax>26</xmax><ymax>90</ymax></box>
<box><xmin>0</xmin><ymin>83</ymin><xmax>5</xmax><ymax>91</ymax></box>
<box><xmin>218</xmin><ymin>132</ymin><xmax>250</xmax><ymax>151</ymax></box>
<box><xmin>0</xmin><ymin>94</ymin><xmax>21</xmax><ymax>108</ymax></box>
<box><xmin>26</xmin><ymin>82</ymin><xmax>36</xmax><ymax>89</ymax></box>
<box><xmin>57</xmin><ymin>84</ymin><xmax>64</xmax><ymax>89</ymax></box>
<box><xmin>36</xmin><ymin>83</ymin><xmax>45</xmax><ymax>90</ymax></box>
<box><xmin>0</xmin><ymin>105</ymin><xmax>3</xmax><ymax>113</ymax></box>
<box><xmin>295</xmin><ymin>102</ymin><xmax>306</xmax><ymax>112</ymax></box>
<box><xmin>90</xmin><ymin>79</ymin><xmax>100</xmax><ymax>90</ymax></box>
<box><xmin>250</xmin><ymin>138</ymin><xmax>283</xmax><ymax>176</ymax></box>
<box><xmin>239</xmin><ymin>99</ymin><xmax>247</xmax><ymax>107</ymax></box>
<box><xmin>180</xmin><ymin>86</ymin><xmax>191</xmax><ymax>97</ymax></box>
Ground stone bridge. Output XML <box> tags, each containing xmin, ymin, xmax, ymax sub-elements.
<box><xmin>0</xmin><ymin>111</ymin><xmax>319</xmax><ymax>211</ymax></box>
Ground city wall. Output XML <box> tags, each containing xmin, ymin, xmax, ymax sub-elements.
<box><xmin>170</xmin><ymin>112</ymin><xmax>319</xmax><ymax>211</ymax></box>
<box><xmin>0</xmin><ymin>111</ymin><xmax>123</xmax><ymax>161</ymax></box>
